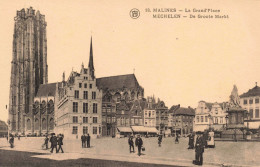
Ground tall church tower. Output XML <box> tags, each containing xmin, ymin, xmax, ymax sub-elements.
<box><xmin>9</xmin><ymin>7</ymin><xmax>48</xmax><ymax>134</ymax></box>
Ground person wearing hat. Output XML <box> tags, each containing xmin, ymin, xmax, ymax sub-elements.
<box><xmin>188</xmin><ymin>133</ymin><xmax>195</xmax><ymax>149</ymax></box>
<box><xmin>44</xmin><ymin>135</ymin><xmax>49</xmax><ymax>149</ymax></box>
<box><xmin>128</xmin><ymin>135</ymin><xmax>135</xmax><ymax>153</ymax></box>
<box><xmin>57</xmin><ymin>134</ymin><xmax>64</xmax><ymax>153</ymax></box>
<box><xmin>135</xmin><ymin>134</ymin><xmax>143</xmax><ymax>156</ymax></box>
<box><xmin>86</xmin><ymin>134</ymin><xmax>91</xmax><ymax>148</ymax></box>
<box><xmin>50</xmin><ymin>133</ymin><xmax>58</xmax><ymax>153</ymax></box>
<box><xmin>158</xmin><ymin>135</ymin><xmax>162</xmax><ymax>147</ymax></box>
<box><xmin>193</xmin><ymin>132</ymin><xmax>204</xmax><ymax>165</ymax></box>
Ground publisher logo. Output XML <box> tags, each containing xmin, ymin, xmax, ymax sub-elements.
<box><xmin>130</xmin><ymin>8</ymin><xmax>140</xmax><ymax>19</ymax></box>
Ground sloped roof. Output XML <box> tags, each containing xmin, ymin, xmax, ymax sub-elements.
<box><xmin>240</xmin><ymin>86</ymin><xmax>260</xmax><ymax>98</ymax></box>
<box><xmin>173</xmin><ymin>107</ymin><xmax>195</xmax><ymax>116</ymax></box>
<box><xmin>205</xmin><ymin>103</ymin><xmax>213</xmax><ymax>110</ymax></box>
<box><xmin>0</xmin><ymin>120</ymin><xmax>7</xmax><ymax>127</ymax></box>
<box><xmin>36</xmin><ymin>83</ymin><xmax>57</xmax><ymax>97</ymax></box>
<box><xmin>96</xmin><ymin>74</ymin><xmax>140</xmax><ymax>90</ymax></box>
<box><xmin>168</xmin><ymin>105</ymin><xmax>180</xmax><ymax>113</ymax></box>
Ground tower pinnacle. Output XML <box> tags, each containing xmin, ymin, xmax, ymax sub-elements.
<box><xmin>88</xmin><ymin>37</ymin><xmax>95</xmax><ymax>79</ymax></box>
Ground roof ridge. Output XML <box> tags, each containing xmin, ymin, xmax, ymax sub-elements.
<box><xmin>97</xmin><ymin>73</ymin><xmax>135</xmax><ymax>79</ymax></box>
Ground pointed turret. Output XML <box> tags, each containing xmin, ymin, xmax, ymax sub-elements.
<box><xmin>88</xmin><ymin>37</ymin><xmax>95</xmax><ymax>79</ymax></box>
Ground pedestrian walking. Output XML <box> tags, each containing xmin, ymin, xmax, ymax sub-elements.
<box><xmin>175</xmin><ymin>134</ymin><xmax>179</xmax><ymax>144</ymax></box>
<box><xmin>18</xmin><ymin>135</ymin><xmax>20</xmax><ymax>140</ymax></box>
<box><xmin>57</xmin><ymin>134</ymin><xmax>64</xmax><ymax>153</ymax></box>
<box><xmin>44</xmin><ymin>135</ymin><xmax>49</xmax><ymax>149</ymax></box>
<box><xmin>193</xmin><ymin>132</ymin><xmax>204</xmax><ymax>166</ymax></box>
<box><xmin>9</xmin><ymin>135</ymin><xmax>14</xmax><ymax>148</ymax></box>
<box><xmin>50</xmin><ymin>133</ymin><xmax>58</xmax><ymax>153</ymax></box>
<box><xmin>128</xmin><ymin>136</ymin><xmax>135</xmax><ymax>153</ymax></box>
<box><xmin>135</xmin><ymin>134</ymin><xmax>143</xmax><ymax>156</ymax></box>
<box><xmin>86</xmin><ymin>134</ymin><xmax>91</xmax><ymax>148</ymax></box>
<box><xmin>158</xmin><ymin>135</ymin><xmax>162</xmax><ymax>147</ymax></box>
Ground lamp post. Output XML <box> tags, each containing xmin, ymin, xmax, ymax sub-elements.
<box><xmin>225</xmin><ymin>115</ymin><xmax>229</xmax><ymax>129</ymax></box>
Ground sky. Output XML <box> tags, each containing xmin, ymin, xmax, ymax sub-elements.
<box><xmin>0</xmin><ymin>0</ymin><xmax>259</xmax><ymax>123</ymax></box>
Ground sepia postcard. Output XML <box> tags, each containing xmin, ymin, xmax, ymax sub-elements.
<box><xmin>0</xmin><ymin>0</ymin><xmax>259</xmax><ymax>166</ymax></box>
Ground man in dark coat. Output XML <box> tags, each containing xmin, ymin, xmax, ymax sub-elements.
<box><xmin>128</xmin><ymin>136</ymin><xmax>135</xmax><ymax>153</ymax></box>
<box><xmin>86</xmin><ymin>134</ymin><xmax>91</xmax><ymax>148</ymax></box>
<box><xmin>57</xmin><ymin>134</ymin><xmax>64</xmax><ymax>153</ymax></box>
<box><xmin>194</xmin><ymin>133</ymin><xmax>204</xmax><ymax>165</ymax></box>
<box><xmin>9</xmin><ymin>135</ymin><xmax>14</xmax><ymax>148</ymax></box>
<box><xmin>158</xmin><ymin>135</ymin><xmax>162</xmax><ymax>147</ymax></box>
<box><xmin>81</xmin><ymin>134</ymin><xmax>84</xmax><ymax>148</ymax></box>
<box><xmin>188</xmin><ymin>133</ymin><xmax>194</xmax><ymax>149</ymax></box>
<box><xmin>50</xmin><ymin>133</ymin><xmax>58</xmax><ymax>153</ymax></box>
<box><xmin>135</xmin><ymin>135</ymin><xmax>143</xmax><ymax>156</ymax></box>
<box><xmin>44</xmin><ymin>135</ymin><xmax>49</xmax><ymax>149</ymax></box>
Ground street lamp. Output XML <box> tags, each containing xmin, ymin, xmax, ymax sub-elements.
<box><xmin>225</xmin><ymin>115</ymin><xmax>229</xmax><ymax>129</ymax></box>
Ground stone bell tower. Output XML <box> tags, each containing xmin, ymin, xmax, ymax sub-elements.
<box><xmin>8</xmin><ymin>7</ymin><xmax>48</xmax><ymax>134</ymax></box>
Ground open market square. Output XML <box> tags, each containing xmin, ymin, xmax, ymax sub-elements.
<box><xmin>1</xmin><ymin>136</ymin><xmax>260</xmax><ymax>167</ymax></box>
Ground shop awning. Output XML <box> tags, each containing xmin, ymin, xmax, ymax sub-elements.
<box><xmin>146</xmin><ymin>127</ymin><xmax>159</xmax><ymax>133</ymax></box>
<box><xmin>131</xmin><ymin>126</ymin><xmax>159</xmax><ymax>133</ymax></box>
<box><xmin>117</xmin><ymin>127</ymin><xmax>133</xmax><ymax>133</ymax></box>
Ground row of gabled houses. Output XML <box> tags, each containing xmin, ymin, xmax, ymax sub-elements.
<box><xmin>193</xmin><ymin>84</ymin><xmax>260</xmax><ymax>133</ymax></box>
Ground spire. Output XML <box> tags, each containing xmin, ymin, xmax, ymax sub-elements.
<box><xmin>88</xmin><ymin>36</ymin><xmax>95</xmax><ymax>79</ymax></box>
<box><xmin>62</xmin><ymin>71</ymin><xmax>65</xmax><ymax>82</ymax></box>
<box><xmin>88</xmin><ymin>36</ymin><xmax>94</xmax><ymax>70</ymax></box>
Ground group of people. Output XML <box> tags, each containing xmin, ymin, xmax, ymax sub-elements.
<box><xmin>43</xmin><ymin>133</ymin><xmax>64</xmax><ymax>153</ymax></box>
<box><xmin>128</xmin><ymin>135</ymin><xmax>143</xmax><ymax>156</ymax></box>
<box><xmin>81</xmin><ymin>134</ymin><xmax>91</xmax><ymax>148</ymax></box>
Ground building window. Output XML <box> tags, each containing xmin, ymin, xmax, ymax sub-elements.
<box><xmin>74</xmin><ymin>90</ymin><xmax>79</xmax><ymax>99</ymax></box>
<box><xmin>244</xmin><ymin>99</ymin><xmax>248</xmax><ymax>105</ymax></box>
<box><xmin>83</xmin><ymin>91</ymin><xmax>88</xmax><ymax>99</ymax></box>
<box><xmin>83</xmin><ymin>117</ymin><xmax>88</xmax><ymax>123</ymax></box>
<box><xmin>93</xmin><ymin>103</ymin><xmax>97</xmax><ymax>113</ymax></box>
<box><xmin>79</xmin><ymin>83</ymin><xmax>82</xmax><ymax>88</ymax></box>
<box><xmin>250</xmin><ymin>109</ymin><xmax>254</xmax><ymax>118</ymax></box>
<box><xmin>73</xmin><ymin>116</ymin><xmax>78</xmax><ymax>123</ymax></box>
<box><xmin>112</xmin><ymin>117</ymin><xmax>116</xmax><ymax>123</ymax></box>
<box><xmin>201</xmin><ymin>116</ymin><xmax>204</xmax><ymax>122</ymax></box>
<box><xmin>196</xmin><ymin>116</ymin><xmax>199</xmax><ymax>122</ymax></box>
<box><xmin>255</xmin><ymin>109</ymin><xmax>259</xmax><ymax>118</ymax></box>
<box><xmin>83</xmin><ymin>126</ymin><xmax>88</xmax><ymax>134</ymax></box>
<box><xmin>107</xmin><ymin>117</ymin><xmax>111</xmax><ymax>123</ymax></box>
<box><xmin>73</xmin><ymin>102</ymin><xmax>78</xmax><ymax>113</ymax></box>
<box><xmin>205</xmin><ymin>116</ymin><xmax>208</xmax><ymax>122</ymax></box>
<box><xmin>93</xmin><ymin>127</ymin><xmax>97</xmax><ymax>134</ymax></box>
<box><xmin>83</xmin><ymin>103</ymin><xmax>88</xmax><ymax>113</ymax></box>
<box><xmin>256</xmin><ymin>98</ymin><xmax>259</xmax><ymax>104</ymax></box>
<box><xmin>102</xmin><ymin>116</ymin><xmax>106</xmax><ymax>122</ymax></box>
<box><xmin>92</xmin><ymin>92</ymin><xmax>96</xmax><ymax>99</ymax></box>
<box><xmin>220</xmin><ymin>117</ymin><xmax>223</xmax><ymax>123</ymax></box>
<box><xmin>72</xmin><ymin>126</ymin><xmax>78</xmax><ymax>134</ymax></box>
<box><xmin>84</xmin><ymin>83</ymin><xmax>87</xmax><ymax>88</ymax></box>
<box><xmin>134</xmin><ymin>119</ymin><xmax>138</xmax><ymax>124</ymax></box>
<box><xmin>93</xmin><ymin>117</ymin><xmax>98</xmax><ymax>123</ymax></box>
<box><xmin>90</xmin><ymin>84</ymin><xmax>92</xmax><ymax>89</ymax></box>
<box><xmin>249</xmin><ymin>99</ymin><xmax>253</xmax><ymax>104</ymax></box>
